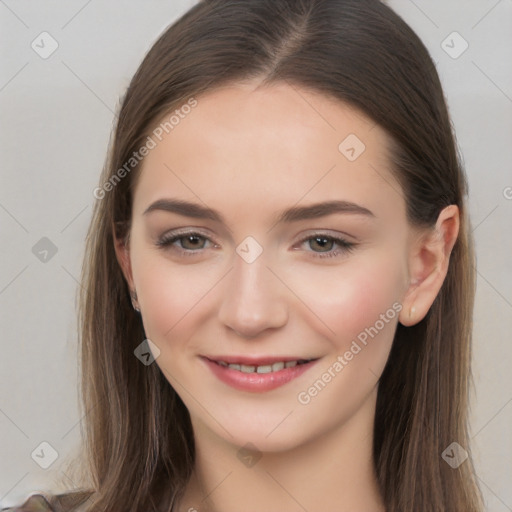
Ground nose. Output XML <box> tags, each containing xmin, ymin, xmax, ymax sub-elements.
<box><xmin>217</xmin><ymin>250</ymin><xmax>289</xmax><ymax>339</ymax></box>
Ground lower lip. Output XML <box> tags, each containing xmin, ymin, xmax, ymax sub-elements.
<box><xmin>201</xmin><ymin>357</ymin><xmax>318</xmax><ymax>392</ymax></box>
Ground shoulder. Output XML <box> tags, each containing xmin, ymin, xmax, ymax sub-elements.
<box><xmin>1</xmin><ymin>491</ymin><xmax>93</xmax><ymax>512</ymax></box>
<box><xmin>1</xmin><ymin>494</ymin><xmax>56</xmax><ymax>512</ymax></box>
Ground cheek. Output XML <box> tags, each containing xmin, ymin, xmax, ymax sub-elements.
<box><xmin>283</xmin><ymin>251</ymin><xmax>403</xmax><ymax>352</ymax></box>
<box><xmin>288</xmin><ymin>256</ymin><xmax>403</xmax><ymax>423</ymax></box>
<box><xmin>132</xmin><ymin>252</ymin><xmax>219</xmax><ymax>348</ymax></box>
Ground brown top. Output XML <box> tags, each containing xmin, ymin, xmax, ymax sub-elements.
<box><xmin>1</xmin><ymin>492</ymin><xmax>92</xmax><ymax>512</ymax></box>
<box><xmin>1</xmin><ymin>494</ymin><xmax>60</xmax><ymax>512</ymax></box>
<box><xmin>1</xmin><ymin>491</ymin><xmax>176</xmax><ymax>512</ymax></box>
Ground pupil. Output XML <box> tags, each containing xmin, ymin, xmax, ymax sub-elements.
<box><xmin>183</xmin><ymin>235</ymin><xmax>203</xmax><ymax>249</ymax></box>
<box><xmin>312</xmin><ymin>236</ymin><xmax>332</xmax><ymax>252</ymax></box>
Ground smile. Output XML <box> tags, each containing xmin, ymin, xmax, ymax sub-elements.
<box><xmin>201</xmin><ymin>356</ymin><xmax>320</xmax><ymax>392</ymax></box>
<box><xmin>216</xmin><ymin>359</ymin><xmax>314</xmax><ymax>374</ymax></box>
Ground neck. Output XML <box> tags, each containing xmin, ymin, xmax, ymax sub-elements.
<box><xmin>176</xmin><ymin>388</ymin><xmax>385</xmax><ymax>512</ymax></box>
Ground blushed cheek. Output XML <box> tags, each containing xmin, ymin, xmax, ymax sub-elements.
<box><xmin>294</xmin><ymin>272</ymin><xmax>401</xmax><ymax>411</ymax></box>
<box><xmin>288</xmin><ymin>258</ymin><xmax>403</xmax><ymax>356</ymax></box>
<box><xmin>134</xmin><ymin>258</ymin><xmax>215</xmax><ymax>349</ymax></box>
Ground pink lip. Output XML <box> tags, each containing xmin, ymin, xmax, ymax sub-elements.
<box><xmin>204</xmin><ymin>354</ymin><xmax>315</xmax><ymax>366</ymax></box>
<box><xmin>201</xmin><ymin>356</ymin><xmax>319</xmax><ymax>392</ymax></box>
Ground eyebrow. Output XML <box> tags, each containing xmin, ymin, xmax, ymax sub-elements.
<box><xmin>143</xmin><ymin>198</ymin><xmax>375</xmax><ymax>224</ymax></box>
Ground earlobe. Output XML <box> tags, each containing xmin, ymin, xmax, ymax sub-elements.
<box><xmin>399</xmin><ymin>205</ymin><xmax>460</xmax><ymax>327</ymax></box>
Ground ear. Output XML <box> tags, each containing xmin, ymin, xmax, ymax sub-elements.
<box><xmin>399</xmin><ymin>205</ymin><xmax>459</xmax><ymax>326</ymax></box>
<box><xmin>113</xmin><ymin>222</ymin><xmax>135</xmax><ymax>293</ymax></box>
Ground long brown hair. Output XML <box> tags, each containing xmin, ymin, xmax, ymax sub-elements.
<box><xmin>71</xmin><ymin>0</ymin><xmax>484</xmax><ymax>510</ymax></box>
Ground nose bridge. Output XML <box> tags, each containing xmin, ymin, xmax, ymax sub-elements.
<box><xmin>217</xmin><ymin>247</ymin><xmax>288</xmax><ymax>337</ymax></box>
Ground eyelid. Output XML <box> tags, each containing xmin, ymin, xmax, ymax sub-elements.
<box><xmin>293</xmin><ymin>231</ymin><xmax>356</xmax><ymax>255</ymax></box>
<box><xmin>293</xmin><ymin>228</ymin><xmax>357</xmax><ymax>244</ymax></box>
<box><xmin>157</xmin><ymin>227</ymin><xmax>215</xmax><ymax>242</ymax></box>
<box><xmin>155</xmin><ymin>228</ymin><xmax>219</xmax><ymax>252</ymax></box>
<box><xmin>156</xmin><ymin>228</ymin><xmax>357</xmax><ymax>259</ymax></box>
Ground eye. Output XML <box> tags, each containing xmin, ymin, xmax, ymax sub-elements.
<box><xmin>155</xmin><ymin>230</ymin><xmax>215</xmax><ymax>256</ymax></box>
<box><xmin>308</xmin><ymin>236</ymin><xmax>335</xmax><ymax>252</ymax></box>
<box><xmin>177</xmin><ymin>234</ymin><xmax>207</xmax><ymax>250</ymax></box>
<box><xmin>297</xmin><ymin>233</ymin><xmax>356</xmax><ymax>259</ymax></box>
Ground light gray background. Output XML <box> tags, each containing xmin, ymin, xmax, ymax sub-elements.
<box><xmin>1</xmin><ymin>0</ymin><xmax>511</xmax><ymax>510</ymax></box>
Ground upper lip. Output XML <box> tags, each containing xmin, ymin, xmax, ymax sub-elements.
<box><xmin>203</xmin><ymin>355</ymin><xmax>319</xmax><ymax>366</ymax></box>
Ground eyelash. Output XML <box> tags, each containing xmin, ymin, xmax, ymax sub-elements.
<box><xmin>155</xmin><ymin>231</ymin><xmax>217</xmax><ymax>257</ymax></box>
<box><xmin>156</xmin><ymin>230</ymin><xmax>356</xmax><ymax>260</ymax></box>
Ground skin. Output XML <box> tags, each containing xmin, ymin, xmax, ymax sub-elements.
<box><xmin>115</xmin><ymin>80</ymin><xmax>459</xmax><ymax>512</ymax></box>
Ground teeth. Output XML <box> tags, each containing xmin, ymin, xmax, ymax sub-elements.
<box><xmin>218</xmin><ymin>359</ymin><xmax>310</xmax><ymax>373</ymax></box>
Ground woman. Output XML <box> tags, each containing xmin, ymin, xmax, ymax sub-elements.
<box><xmin>4</xmin><ymin>0</ymin><xmax>484</xmax><ymax>510</ymax></box>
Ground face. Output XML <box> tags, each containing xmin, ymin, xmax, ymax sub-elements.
<box><xmin>122</xmin><ymin>81</ymin><xmax>416</xmax><ymax>452</ymax></box>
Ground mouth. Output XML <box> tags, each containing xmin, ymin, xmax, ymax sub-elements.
<box><xmin>201</xmin><ymin>355</ymin><xmax>320</xmax><ymax>392</ymax></box>
<box><xmin>213</xmin><ymin>358</ymin><xmax>316</xmax><ymax>374</ymax></box>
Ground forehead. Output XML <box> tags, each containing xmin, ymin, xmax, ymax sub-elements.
<box><xmin>133</xmin><ymin>81</ymin><xmax>405</xmax><ymax>224</ymax></box>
